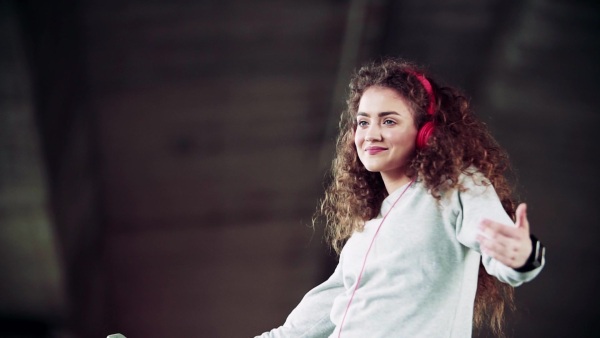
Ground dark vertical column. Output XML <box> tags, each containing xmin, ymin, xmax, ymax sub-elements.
<box><xmin>15</xmin><ymin>0</ymin><xmax>109</xmax><ymax>336</ymax></box>
<box><xmin>0</xmin><ymin>0</ymin><xmax>67</xmax><ymax>336</ymax></box>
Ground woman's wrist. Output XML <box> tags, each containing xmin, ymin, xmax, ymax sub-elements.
<box><xmin>514</xmin><ymin>235</ymin><xmax>545</xmax><ymax>272</ymax></box>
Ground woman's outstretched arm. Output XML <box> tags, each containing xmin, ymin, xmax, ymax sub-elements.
<box><xmin>255</xmin><ymin>262</ymin><xmax>344</xmax><ymax>338</ymax></box>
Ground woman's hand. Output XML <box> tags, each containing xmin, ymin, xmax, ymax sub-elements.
<box><xmin>476</xmin><ymin>203</ymin><xmax>533</xmax><ymax>269</ymax></box>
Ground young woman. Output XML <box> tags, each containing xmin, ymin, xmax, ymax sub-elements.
<box><xmin>256</xmin><ymin>58</ymin><xmax>545</xmax><ymax>337</ymax></box>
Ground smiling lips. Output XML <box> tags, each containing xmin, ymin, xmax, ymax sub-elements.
<box><xmin>365</xmin><ymin>146</ymin><xmax>387</xmax><ymax>155</ymax></box>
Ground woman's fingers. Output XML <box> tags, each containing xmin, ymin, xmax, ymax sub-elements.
<box><xmin>477</xmin><ymin>217</ymin><xmax>532</xmax><ymax>268</ymax></box>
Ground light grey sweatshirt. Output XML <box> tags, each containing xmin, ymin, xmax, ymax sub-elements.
<box><xmin>256</xmin><ymin>172</ymin><xmax>544</xmax><ymax>337</ymax></box>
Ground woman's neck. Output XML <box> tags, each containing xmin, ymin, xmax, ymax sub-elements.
<box><xmin>381</xmin><ymin>171</ymin><xmax>413</xmax><ymax>195</ymax></box>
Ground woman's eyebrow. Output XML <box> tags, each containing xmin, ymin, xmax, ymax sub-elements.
<box><xmin>356</xmin><ymin>111</ymin><xmax>400</xmax><ymax>117</ymax></box>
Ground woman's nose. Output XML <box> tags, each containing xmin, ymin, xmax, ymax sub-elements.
<box><xmin>365</xmin><ymin>125</ymin><xmax>382</xmax><ymax>142</ymax></box>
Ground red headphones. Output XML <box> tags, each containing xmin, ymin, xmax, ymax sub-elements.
<box><xmin>408</xmin><ymin>71</ymin><xmax>436</xmax><ymax>149</ymax></box>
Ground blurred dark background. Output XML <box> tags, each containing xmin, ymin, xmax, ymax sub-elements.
<box><xmin>1</xmin><ymin>0</ymin><xmax>599</xmax><ymax>337</ymax></box>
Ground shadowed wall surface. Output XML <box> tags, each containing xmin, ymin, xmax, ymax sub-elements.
<box><xmin>1</xmin><ymin>0</ymin><xmax>599</xmax><ymax>337</ymax></box>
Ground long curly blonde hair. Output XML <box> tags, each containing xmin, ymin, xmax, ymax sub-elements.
<box><xmin>317</xmin><ymin>58</ymin><xmax>516</xmax><ymax>336</ymax></box>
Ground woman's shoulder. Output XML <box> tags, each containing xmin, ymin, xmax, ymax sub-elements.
<box><xmin>419</xmin><ymin>166</ymin><xmax>494</xmax><ymax>202</ymax></box>
<box><xmin>458</xmin><ymin>166</ymin><xmax>492</xmax><ymax>187</ymax></box>
<box><xmin>451</xmin><ymin>166</ymin><xmax>501</xmax><ymax>204</ymax></box>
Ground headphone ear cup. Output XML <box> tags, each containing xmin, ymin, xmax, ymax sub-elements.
<box><xmin>416</xmin><ymin>121</ymin><xmax>435</xmax><ymax>149</ymax></box>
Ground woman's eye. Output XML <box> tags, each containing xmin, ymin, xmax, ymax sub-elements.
<box><xmin>383</xmin><ymin>119</ymin><xmax>396</xmax><ymax>125</ymax></box>
<box><xmin>357</xmin><ymin>120</ymin><xmax>368</xmax><ymax>127</ymax></box>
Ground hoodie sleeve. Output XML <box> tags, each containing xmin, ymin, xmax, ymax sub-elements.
<box><xmin>255</xmin><ymin>262</ymin><xmax>343</xmax><ymax>338</ymax></box>
<box><xmin>454</xmin><ymin>172</ymin><xmax>544</xmax><ymax>286</ymax></box>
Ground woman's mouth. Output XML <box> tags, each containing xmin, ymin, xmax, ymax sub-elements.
<box><xmin>366</xmin><ymin>146</ymin><xmax>386</xmax><ymax>155</ymax></box>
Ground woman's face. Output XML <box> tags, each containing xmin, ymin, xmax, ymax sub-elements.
<box><xmin>354</xmin><ymin>86</ymin><xmax>418</xmax><ymax>181</ymax></box>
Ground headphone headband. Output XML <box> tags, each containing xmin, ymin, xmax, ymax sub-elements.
<box><xmin>407</xmin><ymin>71</ymin><xmax>435</xmax><ymax>116</ymax></box>
<box><xmin>406</xmin><ymin>70</ymin><xmax>436</xmax><ymax>149</ymax></box>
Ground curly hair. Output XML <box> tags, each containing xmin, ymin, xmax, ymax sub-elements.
<box><xmin>317</xmin><ymin>58</ymin><xmax>516</xmax><ymax>336</ymax></box>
